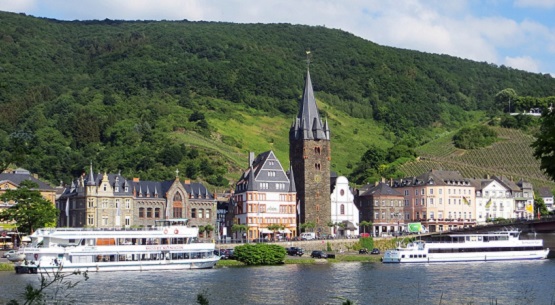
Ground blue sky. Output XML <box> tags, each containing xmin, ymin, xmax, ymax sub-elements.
<box><xmin>1</xmin><ymin>0</ymin><xmax>554</xmax><ymax>76</ymax></box>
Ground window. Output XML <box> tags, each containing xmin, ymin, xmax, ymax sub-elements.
<box><xmin>147</xmin><ymin>208</ymin><xmax>152</xmax><ymax>218</ymax></box>
<box><xmin>191</xmin><ymin>208</ymin><xmax>197</xmax><ymax>218</ymax></box>
<box><xmin>439</xmin><ymin>198</ymin><xmax>443</xmax><ymax>204</ymax></box>
<box><xmin>199</xmin><ymin>209</ymin><xmax>204</xmax><ymax>219</ymax></box>
<box><xmin>421</xmin><ymin>189</ymin><xmax>425</xmax><ymax>195</ymax></box>
<box><xmin>375</xmin><ymin>200</ymin><xmax>379</xmax><ymax>206</ymax></box>
<box><xmin>430</xmin><ymin>189</ymin><xmax>434</xmax><ymax>195</ymax></box>
<box><xmin>429</xmin><ymin>198</ymin><xmax>434</xmax><ymax>205</ymax></box>
<box><xmin>340</xmin><ymin>204</ymin><xmax>345</xmax><ymax>215</ymax></box>
<box><xmin>139</xmin><ymin>208</ymin><xmax>145</xmax><ymax>218</ymax></box>
<box><xmin>102</xmin><ymin>199</ymin><xmax>108</xmax><ymax>208</ymax></box>
<box><xmin>125</xmin><ymin>216</ymin><xmax>130</xmax><ymax>226</ymax></box>
<box><xmin>103</xmin><ymin>184</ymin><xmax>107</xmax><ymax>191</ymax></box>
<box><xmin>375</xmin><ymin>212</ymin><xmax>379</xmax><ymax>219</ymax></box>
<box><xmin>430</xmin><ymin>212</ymin><xmax>434</xmax><ymax>219</ymax></box>
<box><xmin>115</xmin><ymin>199</ymin><xmax>120</xmax><ymax>209</ymax></box>
<box><xmin>102</xmin><ymin>216</ymin><xmax>108</xmax><ymax>226</ymax></box>
<box><xmin>88</xmin><ymin>198</ymin><xmax>94</xmax><ymax>208</ymax></box>
<box><xmin>126</xmin><ymin>199</ymin><xmax>130</xmax><ymax>209</ymax></box>
<box><xmin>173</xmin><ymin>207</ymin><xmax>182</xmax><ymax>218</ymax></box>
<box><xmin>155</xmin><ymin>208</ymin><xmax>160</xmax><ymax>218</ymax></box>
<box><xmin>88</xmin><ymin>214</ymin><xmax>94</xmax><ymax>225</ymax></box>
<box><xmin>439</xmin><ymin>189</ymin><xmax>443</xmax><ymax>195</ymax></box>
<box><xmin>205</xmin><ymin>209</ymin><xmax>210</xmax><ymax>218</ymax></box>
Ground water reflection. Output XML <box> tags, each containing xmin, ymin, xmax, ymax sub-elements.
<box><xmin>1</xmin><ymin>259</ymin><xmax>555</xmax><ymax>304</ymax></box>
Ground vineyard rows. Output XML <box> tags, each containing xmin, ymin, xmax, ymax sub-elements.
<box><xmin>400</xmin><ymin>127</ymin><xmax>555</xmax><ymax>190</ymax></box>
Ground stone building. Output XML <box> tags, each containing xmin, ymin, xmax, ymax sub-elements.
<box><xmin>356</xmin><ymin>181</ymin><xmax>404</xmax><ymax>236</ymax></box>
<box><xmin>57</xmin><ymin>165</ymin><xmax>216</xmax><ymax>237</ymax></box>
<box><xmin>289</xmin><ymin>68</ymin><xmax>331</xmax><ymax>236</ymax></box>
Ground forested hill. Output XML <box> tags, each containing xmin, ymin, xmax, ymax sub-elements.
<box><xmin>1</xmin><ymin>11</ymin><xmax>554</xmax><ymax>187</ymax></box>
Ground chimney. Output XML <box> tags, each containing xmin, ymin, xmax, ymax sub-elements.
<box><xmin>248</xmin><ymin>152</ymin><xmax>255</xmax><ymax>167</ymax></box>
<box><xmin>185</xmin><ymin>179</ymin><xmax>191</xmax><ymax>184</ymax></box>
<box><xmin>133</xmin><ymin>177</ymin><xmax>140</xmax><ymax>182</ymax></box>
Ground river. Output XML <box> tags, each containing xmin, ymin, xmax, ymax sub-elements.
<box><xmin>1</xmin><ymin>259</ymin><xmax>554</xmax><ymax>305</ymax></box>
<box><xmin>2</xmin><ymin>233</ymin><xmax>555</xmax><ymax>305</ymax></box>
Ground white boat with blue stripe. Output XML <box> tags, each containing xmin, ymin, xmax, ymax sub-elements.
<box><xmin>13</xmin><ymin>219</ymin><xmax>219</xmax><ymax>273</ymax></box>
<box><xmin>382</xmin><ymin>230</ymin><xmax>549</xmax><ymax>263</ymax></box>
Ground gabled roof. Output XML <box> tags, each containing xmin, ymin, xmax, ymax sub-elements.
<box><xmin>235</xmin><ymin>150</ymin><xmax>294</xmax><ymax>194</ymax></box>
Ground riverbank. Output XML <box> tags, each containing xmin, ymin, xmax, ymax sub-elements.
<box><xmin>0</xmin><ymin>262</ymin><xmax>14</xmax><ymax>271</ymax></box>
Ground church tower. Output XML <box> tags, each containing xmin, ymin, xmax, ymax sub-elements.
<box><xmin>289</xmin><ymin>66</ymin><xmax>331</xmax><ymax>235</ymax></box>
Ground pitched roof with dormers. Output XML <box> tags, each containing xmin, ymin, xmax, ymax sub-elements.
<box><xmin>234</xmin><ymin>150</ymin><xmax>294</xmax><ymax>194</ymax></box>
<box><xmin>393</xmin><ymin>170</ymin><xmax>471</xmax><ymax>188</ymax></box>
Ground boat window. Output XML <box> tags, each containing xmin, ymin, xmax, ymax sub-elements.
<box><xmin>401</xmin><ymin>255</ymin><xmax>405</xmax><ymax>258</ymax></box>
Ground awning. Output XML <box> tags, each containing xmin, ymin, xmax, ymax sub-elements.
<box><xmin>279</xmin><ymin>229</ymin><xmax>291</xmax><ymax>234</ymax></box>
<box><xmin>342</xmin><ymin>221</ymin><xmax>357</xmax><ymax>230</ymax></box>
<box><xmin>0</xmin><ymin>236</ymin><xmax>11</xmax><ymax>239</ymax></box>
<box><xmin>22</xmin><ymin>236</ymin><xmax>31</xmax><ymax>242</ymax></box>
<box><xmin>260</xmin><ymin>229</ymin><xmax>272</xmax><ymax>234</ymax></box>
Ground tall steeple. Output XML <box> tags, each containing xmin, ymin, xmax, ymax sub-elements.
<box><xmin>290</xmin><ymin>66</ymin><xmax>329</xmax><ymax>141</ymax></box>
<box><xmin>86</xmin><ymin>162</ymin><xmax>96</xmax><ymax>186</ymax></box>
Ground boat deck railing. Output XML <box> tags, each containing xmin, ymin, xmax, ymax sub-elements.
<box><xmin>34</xmin><ymin>226</ymin><xmax>183</xmax><ymax>233</ymax></box>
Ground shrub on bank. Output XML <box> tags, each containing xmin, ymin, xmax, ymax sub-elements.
<box><xmin>234</xmin><ymin>244</ymin><xmax>286</xmax><ymax>265</ymax></box>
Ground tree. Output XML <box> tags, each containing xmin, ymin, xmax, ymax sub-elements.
<box><xmin>0</xmin><ymin>180</ymin><xmax>58</xmax><ymax>234</ymax></box>
<box><xmin>532</xmin><ymin>110</ymin><xmax>555</xmax><ymax>182</ymax></box>
<box><xmin>8</xmin><ymin>270</ymin><xmax>88</xmax><ymax>305</ymax></box>
<box><xmin>534</xmin><ymin>194</ymin><xmax>549</xmax><ymax>216</ymax></box>
<box><xmin>495</xmin><ymin>88</ymin><xmax>518</xmax><ymax>112</ymax></box>
<box><xmin>266</xmin><ymin>224</ymin><xmax>284</xmax><ymax>241</ymax></box>
<box><xmin>300</xmin><ymin>221</ymin><xmax>316</xmax><ymax>233</ymax></box>
<box><xmin>359</xmin><ymin>221</ymin><xmax>373</xmax><ymax>235</ymax></box>
<box><xmin>204</xmin><ymin>224</ymin><xmax>214</xmax><ymax>238</ymax></box>
<box><xmin>231</xmin><ymin>224</ymin><xmax>248</xmax><ymax>241</ymax></box>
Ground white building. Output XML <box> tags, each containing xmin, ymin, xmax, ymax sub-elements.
<box><xmin>330</xmin><ymin>176</ymin><xmax>359</xmax><ymax>237</ymax></box>
<box><xmin>539</xmin><ymin>187</ymin><xmax>553</xmax><ymax>212</ymax></box>
<box><xmin>471</xmin><ymin>177</ymin><xmax>516</xmax><ymax>224</ymax></box>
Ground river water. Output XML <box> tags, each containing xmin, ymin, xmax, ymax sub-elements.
<box><xmin>2</xmin><ymin>233</ymin><xmax>555</xmax><ymax>305</ymax></box>
<box><xmin>2</xmin><ymin>260</ymin><xmax>554</xmax><ymax>305</ymax></box>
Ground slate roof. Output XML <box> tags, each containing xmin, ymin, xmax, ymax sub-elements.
<box><xmin>360</xmin><ymin>182</ymin><xmax>403</xmax><ymax>197</ymax></box>
<box><xmin>539</xmin><ymin>187</ymin><xmax>553</xmax><ymax>198</ymax></box>
<box><xmin>235</xmin><ymin>150</ymin><xmax>294</xmax><ymax>193</ymax></box>
<box><xmin>290</xmin><ymin>69</ymin><xmax>330</xmax><ymax>141</ymax></box>
<box><xmin>393</xmin><ymin>170</ymin><xmax>471</xmax><ymax>187</ymax></box>
<box><xmin>0</xmin><ymin>170</ymin><xmax>54</xmax><ymax>191</ymax></box>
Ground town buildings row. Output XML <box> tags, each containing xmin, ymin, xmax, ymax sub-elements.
<box><xmin>1</xmin><ymin>68</ymin><xmax>554</xmax><ymax>240</ymax></box>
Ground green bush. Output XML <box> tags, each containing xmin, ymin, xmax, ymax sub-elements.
<box><xmin>233</xmin><ymin>244</ymin><xmax>286</xmax><ymax>265</ymax></box>
<box><xmin>359</xmin><ymin>237</ymin><xmax>374</xmax><ymax>250</ymax></box>
<box><xmin>453</xmin><ymin>125</ymin><xmax>497</xmax><ymax>149</ymax></box>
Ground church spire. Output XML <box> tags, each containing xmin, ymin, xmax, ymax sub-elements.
<box><xmin>290</xmin><ymin>63</ymin><xmax>328</xmax><ymax>141</ymax></box>
<box><xmin>86</xmin><ymin>162</ymin><xmax>96</xmax><ymax>186</ymax></box>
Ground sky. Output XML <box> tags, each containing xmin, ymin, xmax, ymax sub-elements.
<box><xmin>1</xmin><ymin>0</ymin><xmax>554</xmax><ymax>76</ymax></box>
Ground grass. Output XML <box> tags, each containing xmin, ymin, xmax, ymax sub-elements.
<box><xmin>0</xmin><ymin>262</ymin><xmax>15</xmax><ymax>271</ymax></box>
<box><xmin>215</xmin><ymin>259</ymin><xmax>245</xmax><ymax>267</ymax></box>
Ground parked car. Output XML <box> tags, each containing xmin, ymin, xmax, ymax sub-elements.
<box><xmin>2</xmin><ymin>250</ymin><xmax>17</xmax><ymax>258</ymax></box>
<box><xmin>286</xmin><ymin>247</ymin><xmax>304</xmax><ymax>256</ymax></box>
<box><xmin>358</xmin><ymin>248</ymin><xmax>369</xmax><ymax>254</ymax></box>
<box><xmin>371</xmin><ymin>248</ymin><xmax>380</xmax><ymax>255</ymax></box>
<box><xmin>310</xmin><ymin>250</ymin><xmax>328</xmax><ymax>259</ymax></box>
<box><xmin>214</xmin><ymin>249</ymin><xmax>229</xmax><ymax>259</ymax></box>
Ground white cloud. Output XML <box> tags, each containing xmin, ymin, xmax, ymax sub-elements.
<box><xmin>0</xmin><ymin>0</ymin><xmax>37</xmax><ymax>13</ymax></box>
<box><xmin>504</xmin><ymin>56</ymin><xmax>540</xmax><ymax>72</ymax></box>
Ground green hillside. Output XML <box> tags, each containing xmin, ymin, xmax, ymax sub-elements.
<box><xmin>399</xmin><ymin>126</ymin><xmax>555</xmax><ymax>189</ymax></box>
<box><xmin>1</xmin><ymin>11</ymin><xmax>554</xmax><ymax>187</ymax></box>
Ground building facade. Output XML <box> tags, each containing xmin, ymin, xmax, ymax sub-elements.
<box><xmin>330</xmin><ymin>176</ymin><xmax>359</xmax><ymax>237</ymax></box>
<box><xmin>57</xmin><ymin>165</ymin><xmax>216</xmax><ymax>237</ymax></box>
<box><xmin>356</xmin><ymin>181</ymin><xmax>404</xmax><ymax>236</ymax></box>
<box><xmin>471</xmin><ymin>176</ymin><xmax>518</xmax><ymax>224</ymax></box>
<box><xmin>392</xmin><ymin>170</ymin><xmax>476</xmax><ymax>233</ymax></box>
<box><xmin>232</xmin><ymin>151</ymin><xmax>297</xmax><ymax>241</ymax></box>
<box><xmin>289</xmin><ymin>69</ymin><xmax>332</xmax><ymax>236</ymax></box>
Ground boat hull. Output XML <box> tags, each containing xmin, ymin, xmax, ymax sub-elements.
<box><xmin>15</xmin><ymin>257</ymin><xmax>219</xmax><ymax>274</ymax></box>
<box><xmin>382</xmin><ymin>249</ymin><xmax>549</xmax><ymax>263</ymax></box>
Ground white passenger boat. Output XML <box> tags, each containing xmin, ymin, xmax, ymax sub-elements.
<box><xmin>12</xmin><ymin>219</ymin><xmax>219</xmax><ymax>273</ymax></box>
<box><xmin>382</xmin><ymin>230</ymin><xmax>549</xmax><ymax>263</ymax></box>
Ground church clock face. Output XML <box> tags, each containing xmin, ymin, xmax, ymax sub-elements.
<box><xmin>314</xmin><ymin>174</ymin><xmax>321</xmax><ymax>183</ymax></box>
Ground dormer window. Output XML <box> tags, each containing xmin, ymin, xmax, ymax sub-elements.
<box><xmin>103</xmin><ymin>184</ymin><xmax>107</xmax><ymax>191</ymax></box>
